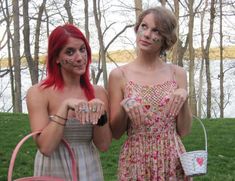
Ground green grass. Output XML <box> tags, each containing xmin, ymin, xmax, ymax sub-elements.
<box><xmin>0</xmin><ymin>113</ymin><xmax>235</xmax><ymax>181</ymax></box>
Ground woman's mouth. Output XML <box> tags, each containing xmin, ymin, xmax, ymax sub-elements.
<box><xmin>139</xmin><ymin>39</ymin><xmax>151</xmax><ymax>46</ymax></box>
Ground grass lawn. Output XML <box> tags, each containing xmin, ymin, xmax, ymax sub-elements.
<box><xmin>0</xmin><ymin>112</ymin><xmax>235</xmax><ymax>181</ymax></box>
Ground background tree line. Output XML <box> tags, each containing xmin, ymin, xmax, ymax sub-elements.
<box><xmin>0</xmin><ymin>0</ymin><xmax>235</xmax><ymax>118</ymax></box>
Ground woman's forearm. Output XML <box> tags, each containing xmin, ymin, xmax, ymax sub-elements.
<box><xmin>176</xmin><ymin>101</ymin><xmax>192</xmax><ymax>137</ymax></box>
<box><xmin>110</xmin><ymin>109</ymin><xmax>128</xmax><ymax>139</ymax></box>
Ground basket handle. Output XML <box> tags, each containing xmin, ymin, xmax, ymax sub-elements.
<box><xmin>192</xmin><ymin>115</ymin><xmax>208</xmax><ymax>152</ymax></box>
<box><xmin>8</xmin><ymin>131</ymin><xmax>78</xmax><ymax>181</ymax></box>
<box><xmin>174</xmin><ymin>115</ymin><xmax>208</xmax><ymax>155</ymax></box>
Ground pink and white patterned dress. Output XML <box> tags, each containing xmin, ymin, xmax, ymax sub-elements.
<box><xmin>118</xmin><ymin>79</ymin><xmax>189</xmax><ymax>181</ymax></box>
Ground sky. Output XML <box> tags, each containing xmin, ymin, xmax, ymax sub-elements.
<box><xmin>1</xmin><ymin>1</ymin><xmax>235</xmax><ymax>57</ymax></box>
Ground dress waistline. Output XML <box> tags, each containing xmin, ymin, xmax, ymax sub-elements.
<box><xmin>127</xmin><ymin>123</ymin><xmax>176</xmax><ymax>137</ymax></box>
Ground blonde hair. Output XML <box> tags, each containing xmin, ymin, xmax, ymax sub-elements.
<box><xmin>134</xmin><ymin>6</ymin><xmax>177</xmax><ymax>52</ymax></box>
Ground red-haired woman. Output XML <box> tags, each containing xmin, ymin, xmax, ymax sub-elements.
<box><xmin>26</xmin><ymin>24</ymin><xmax>112</xmax><ymax>180</ymax></box>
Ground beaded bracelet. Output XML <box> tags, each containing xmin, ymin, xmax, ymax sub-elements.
<box><xmin>49</xmin><ymin>115</ymin><xmax>66</xmax><ymax>126</ymax></box>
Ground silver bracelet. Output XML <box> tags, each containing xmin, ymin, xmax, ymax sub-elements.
<box><xmin>49</xmin><ymin>115</ymin><xmax>67</xmax><ymax>126</ymax></box>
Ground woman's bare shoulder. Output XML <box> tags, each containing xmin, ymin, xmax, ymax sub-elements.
<box><xmin>26</xmin><ymin>83</ymin><xmax>50</xmax><ymax>100</ymax></box>
<box><xmin>93</xmin><ymin>85</ymin><xmax>106</xmax><ymax>93</ymax></box>
<box><xmin>26</xmin><ymin>83</ymin><xmax>50</xmax><ymax>110</ymax></box>
<box><xmin>27</xmin><ymin>83</ymin><xmax>42</xmax><ymax>95</ymax></box>
<box><xmin>109</xmin><ymin>62</ymin><xmax>132</xmax><ymax>79</ymax></box>
<box><xmin>170</xmin><ymin>64</ymin><xmax>187</xmax><ymax>76</ymax></box>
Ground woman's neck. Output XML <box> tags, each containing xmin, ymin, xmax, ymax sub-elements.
<box><xmin>135</xmin><ymin>52</ymin><xmax>165</xmax><ymax>71</ymax></box>
<box><xmin>62</xmin><ymin>73</ymin><xmax>82</xmax><ymax>88</ymax></box>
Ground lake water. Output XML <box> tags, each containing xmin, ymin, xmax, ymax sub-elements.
<box><xmin>0</xmin><ymin>60</ymin><xmax>234</xmax><ymax>118</ymax></box>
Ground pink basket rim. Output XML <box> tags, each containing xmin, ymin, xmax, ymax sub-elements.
<box><xmin>7</xmin><ymin>131</ymin><xmax>78</xmax><ymax>181</ymax></box>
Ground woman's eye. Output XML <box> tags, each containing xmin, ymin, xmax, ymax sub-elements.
<box><xmin>153</xmin><ymin>28</ymin><xmax>160</xmax><ymax>34</ymax></box>
<box><xmin>80</xmin><ymin>46</ymin><xmax>86</xmax><ymax>53</ymax></box>
<box><xmin>140</xmin><ymin>23</ymin><xmax>147</xmax><ymax>29</ymax></box>
<box><xmin>65</xmin><ymin>48</ymin><xmax>75</xmax><ymax>56</ymax></box>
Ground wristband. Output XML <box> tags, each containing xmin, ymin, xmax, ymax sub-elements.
<box><xmin>97</xmin><ymin>113</ymin><xmax>107</xmax><ymax>126</ymax></box>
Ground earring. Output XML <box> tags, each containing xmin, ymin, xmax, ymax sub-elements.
<box><xmin>160</xmin><ymin>50</ymin><xmax>166</xmax><ymax>58</ymax></box>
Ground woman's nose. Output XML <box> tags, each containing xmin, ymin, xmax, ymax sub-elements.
<box><xmin>74</xmin><ymin>50</ymin><xmax>83</xmax><ymax>60</ymax></box>
<box><xmin>143</xmin><ymin>29</ymin><xmax>151</xmax><ymax>38</ymax></box>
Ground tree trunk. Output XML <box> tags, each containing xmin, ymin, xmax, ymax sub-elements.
<box><xmin>3</xmin><ymin>0</ymin><xmax>15</xmax><ymax>112</ymax></box>
<box><xmin>159</xmin><ymin>0</ymin><xmax>166</xmax><ymax>6</ymax></box>
<box><xmin>93</xmin><ymin>0</ymin><xmax>108</xmax><ymax>88</ymax></box>
<box><xmin>172</xmin><ymin>0</ymin><xmax>179</xmax><ymax>65</ymax></box>
<box><xmin>12</xmin><ymin>0</ymin><xmax>22</xmax><ymax>112</ymax></box>
<box><xmin>219</xmin><ymin>0</ymin><xmax>224</xmax><ymax>118</ymax></box>
<box><xmin>198</xmin><ymin>0</ymin><xmax>208</xmax><ymax>118</ymax></box>
<box><xmin>64</xmin><ymin>0</ymin><xmax>73</xmax><ymax>24</ymax></box>
<box><xmin>134</xmin><ymin>0</ymin><xmax>142</xmax><ymax>21</ymax></box>
<box><xmin>84</xmin><ymin>0</ymin><xmax>90</xmax><ymax>41</ymax></box>
<box><xmin>23</xmin><ymin>0</ymin><xmax>37</xmax><ymax>85</ymax></box>
<box><xmin>205</xmin><ymin>0</ymin><xmax>216</xmax><ymax>118</ymax></box>
<box><xmin>84</xmin><ymin>0</ymin><xmax>94</xmax><ymax>83</ymax></box>
<box><xmin>198</xmin><ymin>59</ymin><xmax>204</xmax><ymax>118</ymax></box>
<box><xmin>188</xmin><ymin>0</ymin><xmax>197</xmax><ymax>116</ymax></box>
<box><xmin>33</xmin><ymin>0</ymin><xmax>47</xmax><ymax>84</ymax></box>
<box><xmin>178</xmin><ymin>36</ymin><xmax>189</xmax><ymax>67</ymax></box>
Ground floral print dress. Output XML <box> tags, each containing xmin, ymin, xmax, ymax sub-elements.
<box><xmin>118</xmin><ymin>80</ymin><xmax>189</xmax><ymax>181</ymax></box>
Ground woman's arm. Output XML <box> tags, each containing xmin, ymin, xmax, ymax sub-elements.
<box><xmin>92</xmin><ymin>86</ymin><xmax>112</xmax><ymax>152</ymax></box>
<box><xmin>174</xmin><ymin>66</ymin><xmax>193</xmax><ymax>137</ymax></box>
<box><xmin>108</xmin><ymin>68</ymin><xmax>128</xmax><ymax>139</ymax></box>
<box><xmin>26</xmin><ymin>85</ymin><xmax>68</xmax><ymax>156</ymax></box>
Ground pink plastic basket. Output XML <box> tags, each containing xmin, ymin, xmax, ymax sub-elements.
<box><xmin>175</xmin><ymin>116</ymin><xmax>208</xmax><ymax>177</ymax></box>
<box><xmin>8</xmin><ymin>131</ymin><xmax>78</xmax><ymax>181</ymax></box>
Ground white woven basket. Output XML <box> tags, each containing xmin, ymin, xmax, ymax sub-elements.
<box><xmin>175</xmin><ymin>116</ymin><xmax>208</xmax><ymax>177</ymax></box>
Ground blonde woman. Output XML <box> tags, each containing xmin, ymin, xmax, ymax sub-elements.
<box><xmin>109</xmin><ymin>7</ymin><xmax>192</xmax><ymax>181</ymax></box>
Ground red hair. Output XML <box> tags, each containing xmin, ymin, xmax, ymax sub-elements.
<box><xmin>41</xmin><ymin>24</ymin><xmax>94</xmax><ymax>100</ymax></box>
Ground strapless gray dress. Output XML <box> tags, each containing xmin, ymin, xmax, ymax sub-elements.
<box><xmin>34</xmin><ymin>118</ymin><xmax>104</xmax><ymax>181</ymax></box>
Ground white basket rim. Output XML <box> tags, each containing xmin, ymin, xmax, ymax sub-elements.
<box><xmin>180</xmin><ymin>150</ymin><xmax>207</xmax><ymax>156</ymax></box>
